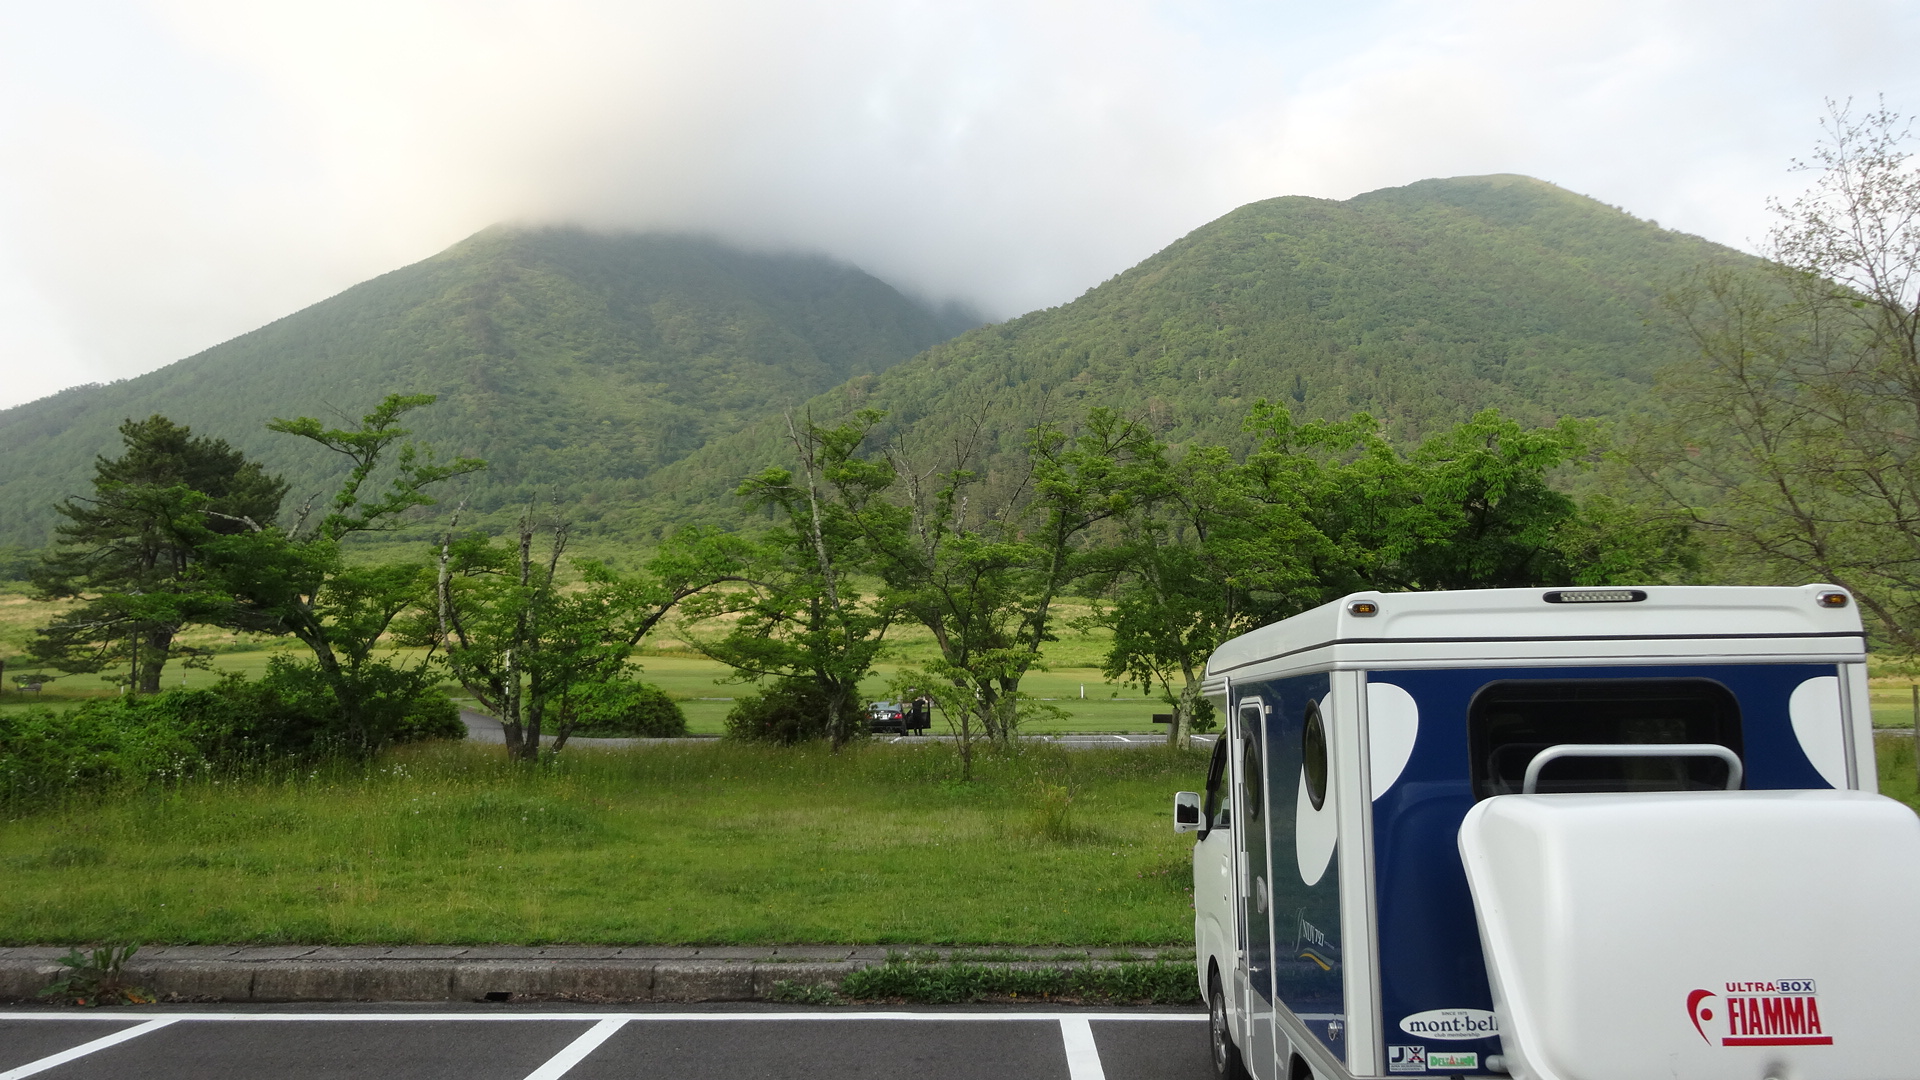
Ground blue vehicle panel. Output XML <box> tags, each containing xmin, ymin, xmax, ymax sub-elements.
<box><xmin>1367</xmin><ymin>662</ymin><xmax>1839</xmax><ymax>1068</ymax></box>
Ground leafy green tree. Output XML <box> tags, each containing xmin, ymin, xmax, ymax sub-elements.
<box><xmin>1080</xmin><ymin>416</ymin><xmax>1337</xmax><ymax>748</ymax></box>
<box><xmin>205</xmin><ymin>394</ymin><xmax>481</xmax><ymax>750</ymax></box>
<box><xmin>867</xmin><ymin>406</ymin><xmax>1157</xmax><ymax>766</ymax></box>
<box><xmin>423</xmin><ymin>512</ymin><xmax>750</xmax><ymax>761</ymax></box>
<box><xmin>1631</xmin><ymin>99</ymin><xmax>1920</xmax><ymax>650</ymax></box>
<box><xmin>1090</xmin><ymin>405</ymin><xmax>1696</xmax><ymax>746</ymax></box>
<box><xmin>32</xmin><ymin>416</ymin><xmax>285</xmax><ymax>692</ymax></box>
<box><xmin>1315</xmin><ymin>408</ymin><xmax>1591</xmax><ymax>590</ymax></box>
<box><xmin>682</xmin><ymin>412</ymin><xmax>896</xmax><ymax>750</ymax></box>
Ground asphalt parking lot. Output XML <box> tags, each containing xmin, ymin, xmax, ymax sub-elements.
<box><xmin>0</xmin><ymin>1006</ymin><xmax>1212</xmax><ymax>1080</ymax></box>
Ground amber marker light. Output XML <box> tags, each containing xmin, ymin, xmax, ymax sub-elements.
<box><xmin>1817</xmin><ymin>591</ymin><xmax>1850</xmax><ymax>608</ymax></box>
<box><xmin>1348</xmin><ymin>600</ymin><xmax>1379</xmax><ymax>617</ymax></box>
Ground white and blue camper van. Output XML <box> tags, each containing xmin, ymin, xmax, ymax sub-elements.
<box><xmin>1178</xmin><ymin>585</ymin><xmax>1920</xmax><ymax>1080</ymax></box>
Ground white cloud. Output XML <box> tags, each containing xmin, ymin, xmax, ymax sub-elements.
<box><xmin>0</xmin><ymin>0</ymin><xmax>1916</xmax><ymax>407</ymax></box>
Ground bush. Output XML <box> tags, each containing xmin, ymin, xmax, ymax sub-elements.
<box><xmin>255</xmin><ymin>657</ymin><xmax>462</xmax><ymax>751</ymax></box>
<box><xmin>723</xmin><ymin>679</ymin><xmax>833</xmax><ymax>744</ymax></box>
<box><xmin>0</xmin><ymin>664</ymin><xmax>462</xmax><ymax>808</ymax></box>
<box><xmin>0</xmin><ymin>702</ymin><xmax>204</xmax><ymax>806</ymax></box>
<box><xmin>566</xmin><ymin>678</ymin><xmax>687</xmax><ymax>738</ymax></box>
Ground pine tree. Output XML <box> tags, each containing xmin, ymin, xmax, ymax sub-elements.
<box><xmin>32</xmin><ymin>415</ymin><xmax>285</xmax><ymax>692</ymax></box>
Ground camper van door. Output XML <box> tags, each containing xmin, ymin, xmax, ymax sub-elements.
<box><xmin>1236</xmin><ymin>698</ymin><xmax>1278</xmax><ymax>1080</ymax></box>
<box><xmin>1259</xmin><ymin>673</ymin><xmax>1345</xmax><ymax>1062</ymax></box>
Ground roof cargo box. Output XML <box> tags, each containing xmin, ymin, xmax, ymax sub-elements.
<box><xmin>1459</xmin><ymin>790</ymin><xmax>1920</xmax><ymax>1080</ymax></box>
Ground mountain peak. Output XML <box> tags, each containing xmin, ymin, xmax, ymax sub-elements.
<box><xmin>0</xmin><ymin>229</ymin><xmax>963</xmax><ymax>546</ymax></box>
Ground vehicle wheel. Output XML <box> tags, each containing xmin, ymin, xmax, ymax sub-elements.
<box><xmin>1210</xmin><ymin>970</ymin><xmax>1248</xmax><ymax>1080</ymax></box>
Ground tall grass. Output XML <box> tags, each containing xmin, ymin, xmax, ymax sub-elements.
<box><xmin>0</xmin><ymin>740</ymin><xmax>1206</xmax><ymax>947</ymax></box>
<box><xmin>1876</xmin><ymin>732</ymin><xmax>1919</xmax><ymax>809</ymax></box>
<box><xmin>17</xmin><ymin>733</ymin><xmax>1900</xmax><ymax>950</ymax></box>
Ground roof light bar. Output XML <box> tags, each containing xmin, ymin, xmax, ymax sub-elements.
<box><xmin>1542</xmin><ymin>589</ymin><xmax>1647</xmax><ymax>604</ymax></box>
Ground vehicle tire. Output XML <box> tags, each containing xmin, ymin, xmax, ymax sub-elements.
<box><xmin>1210</xmin><ymin>970</ymin><xmax>1249</xmax><ymax>1080</ymax></box>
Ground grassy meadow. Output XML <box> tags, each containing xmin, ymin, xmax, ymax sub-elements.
<box><xmin>0</xmin><ymin>582</ymin><xmax>1183</xmax><ymax>734</ymax></box>
<box><xmin>0</xmin><ymin>740</ymin><xmax>1207</xmax><ymax>947</ymax></box>
<box><xmin>0</xmin><ymin>714</ymin><xmax>1913</xmax><ymax>950</ymax></box>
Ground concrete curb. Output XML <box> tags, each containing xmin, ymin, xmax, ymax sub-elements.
<box><xmin>0</xmin><ymin>946</ymin><xmax>1189</xmax><ymax>1004</ymax></box>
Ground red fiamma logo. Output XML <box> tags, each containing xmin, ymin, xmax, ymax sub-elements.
<box><xmin>1687</xmin><ymin>981</ymin><xmax>1832</xmax><ymax>1047</ymax></box>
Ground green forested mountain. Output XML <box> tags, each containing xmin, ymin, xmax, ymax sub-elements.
<box><xmin>3</xmin><ymin>175</ymin><xmax>1759</xmax><ymax>552</ymax></box>
<box><xmin>0</xmin><ymin>228</ymin><xmax>973</xmax><ymax>547</ymax></box>
<box><xmin>641</xmin><ymin>174</ymin><xmax>1756</xmax><ymax>526</ymax></box>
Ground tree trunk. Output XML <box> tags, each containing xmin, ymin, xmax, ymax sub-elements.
<box><xmin>304</xmin><ymin>638</ymin><xmax>367</xmax><ymax>752</ymax></box>
<box><xmin>523</xmin><ymin>682</ymin><xmax>545</xmax><ymax>763</ymax></box>
<box><xmin>1167</xmin><ymin>675</ymin><xmax>1199</xmax><ymax>751</ymax></box>
<box><xmin>825</xmin><ymin>682</ymin><xmax>849</xmax><ymax>752</ymax></box>
<box><xmin>138</xmin><ymin>629</ymin><xmax>173</xmax><ymax>694</ymax></box>
<box><xmin>502</xmin><ymin>716</ymin><xmax>534</xmax><ymax>761</ymax></box>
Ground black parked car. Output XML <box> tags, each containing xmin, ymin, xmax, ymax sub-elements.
<box><xmin>867</xmin><ymin>699</ymin><xmax>932</xmax><ymax>734</ymax></box>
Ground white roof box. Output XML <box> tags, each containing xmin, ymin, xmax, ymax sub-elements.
<box><xmin>1459</xmin><ymin>790</ymin><xmax>1920</xmax><ymax>1080</ymax></box>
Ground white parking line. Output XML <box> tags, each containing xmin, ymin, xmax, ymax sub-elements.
<box><xmin>0</xmin><ymin>1017</ymin><xmax>178</xmax><ymax>1079</ymax></box>
<box><xmin>521</xmin><ymin>1017</ymin><xmax>628</xmax><ymax>1080</ymax></box>
<box><xmin>0</xmin><ymin>1011</ymin><xmax>1205</xmax><ymax>1023</ymax></box>
<box><xmin>1059</xmin><ymin>1018</ymin><xmax>1105</xmax><ymax>1080</ymax></box>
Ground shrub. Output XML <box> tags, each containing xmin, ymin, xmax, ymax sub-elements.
<box><xmin>0</xmin><ymin>702</ymin><xmax>204</xmax><ymax>805</ymax></box>
<box><xmin>0</xmin><ymin>664</ymin><xmax>462</xmax><ymax>808</ymax></box>
<box><xmin>256</xmin><ymin>657</ymin><xmax>464</xmax><ymax>751</ymax></box>
<box><xmin>566</xmin><ymin>678</ymin><xmax>687</xmax><ymax>738</ymax></box>
<box><xmin>723</xmin><ymin>679</ymin><xmax>833</xmax><ymax>744</ymax></box>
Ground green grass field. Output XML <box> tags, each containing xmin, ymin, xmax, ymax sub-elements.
<box><xmin>0</xmin><ymin>585</ymin><xmax>1177</xmax><ymax>733</ymax></box>
<box><xmin>0</xmin><ymin>740</ymin><xmax>1207</xmax><ymax>947</ymax></box>
<box><xmin>1870</xmin><ymin>682</ymin><xmax>1920</xmax><ymax>729</ymax></box>
<box><xmin>1876</xmin><ymin>731</ymin><xmax>1919</xmax><ymax>807</ymax></box>
<box><xmin>1</xmin><ymin>733</ymin><xmax>1914</xmax><ymax>950</ymax></box>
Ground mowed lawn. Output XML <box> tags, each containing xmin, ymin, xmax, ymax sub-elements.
<box><xmin>0</xmin><ymin>740</ymin><xmax>1208</xmax><ymax>947</ymax></box>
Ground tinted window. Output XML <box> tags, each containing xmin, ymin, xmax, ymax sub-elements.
<box><xmin>1203</xmin><ymin>735</ymin><xmax>1231</xmax><ymax>832</ymax></box>
<box><xmin>1468</xmin><ymin>679</ymin><xmax>1742</xmax><ymax>799</ymax></box>
<box><xmin>1302</xmin><ymin>702</ymin><xmax>1328</xmax><ymax>811</ymax></box>
<box><xmin>1240</xmin><ymin>706</ymin><xmax>1264</xmax><ymax>824</ymax></box>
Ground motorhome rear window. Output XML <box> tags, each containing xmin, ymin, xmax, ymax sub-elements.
<box><xmin>1468</xmin><ymin>679</ymin><xmax>1742</xmax><ymax>799</ymax></box>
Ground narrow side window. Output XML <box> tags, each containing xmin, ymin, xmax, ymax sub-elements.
<box><xmin>1202</xmin><ymin>734</ymin><xmax>1231</xmax><ymax>833</ymax></box>
<box><xmin>1302</xmin><ymin>700</ymin><xmax>1329</xmax><ymax>811</ymax></box>
<box><xmin>1239</xmin><ymin>706</ymin><xmax>1264</xmax><ymax>824</ymax></box>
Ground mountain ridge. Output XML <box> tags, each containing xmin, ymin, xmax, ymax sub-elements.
<box><xmin>632</xmin><ymin>174</ymin><xmax>1757</xmax><ymax>531</ymax></box>
<box><xmin>0</xmin><ymin>227</ymin><xmax>974</xmax><ymax>547</ymax></box>
<box><xmin>1</xmin><ymin>175</ymin><xmax>1761</xmax><ymax>552</ymax></box>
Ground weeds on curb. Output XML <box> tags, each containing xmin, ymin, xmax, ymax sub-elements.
<box><xmin>768</xmin><ymin>979</ymin><xmax>844</xmax><ymax>1005</ymax></box>
<box><xmin>840</xmin><ymin>960</ymin><xmax>1199</xmax><ymax>1005</ymax></box>
<box><xmin>38</xmin><ymin>944</ymin><xmax>152</xmax><ymax>1006</ymax></box>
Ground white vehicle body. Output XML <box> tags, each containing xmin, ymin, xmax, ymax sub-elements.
<box><xmin>1186</xmin><ymin>585</ymin><xmax>1920</xmax><ymax>1080</ymax></box>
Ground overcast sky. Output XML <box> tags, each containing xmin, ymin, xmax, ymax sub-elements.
<box><xmin>1</xmin><ymin>0</ymin><xmax>1916</xmax><ymax>410</ymax></box>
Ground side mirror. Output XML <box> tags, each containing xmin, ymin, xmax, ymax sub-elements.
<box><xmin>1174</xmin><ymin>791</ymin><xmax>1202</xmax><ymax>833</ymax></box>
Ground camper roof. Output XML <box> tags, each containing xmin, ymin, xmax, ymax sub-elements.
<box><xmin>1204</xmin><ymin>584</ymin><xmax>1866</xmax><ymax>681</ymax></box>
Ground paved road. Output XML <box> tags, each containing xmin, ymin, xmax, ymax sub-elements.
<box><xmin>460</xmin><ymin>710</ymin><xmax>1218</xmax><ymax>750</ymax></box>
<box><xmin>0</xmin><ymin>1005</ymin><xmax>1211</xmax><ymax>1080</ymax></box>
